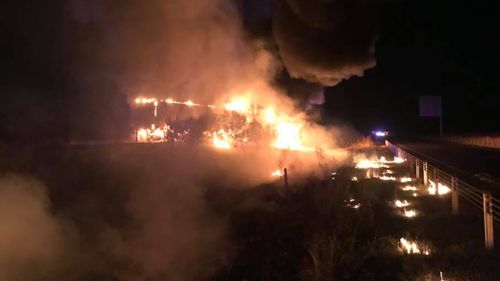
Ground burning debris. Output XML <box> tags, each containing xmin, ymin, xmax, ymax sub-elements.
<box><xmin>402</xmin><ymin>208</ymin><xmax>418</xmax><ymax>218</ymax></box>
<box><xmin>352</xmin><ymin>154</ymin><xmax>411</xmax><ymax>184</ymax></box>
<box><xmin>394</xmin><ymin>200</ymin><xmax>410</xmax><ymax>208</ymax></box>
<box><xmin>379</xmin><ymin>175</ymin><xmax>397</xmax><ymax>181</ymax></box>
<box><xmin>400</xmin><ymin>186</ymin><xmax>420</xmax><ymax>197</ymax></box>
<box><xmin>354</xmin><ymin>155</ymin><xmax>405</xmax><ymax>170</ymax></box>
<box><xmin>355</xmin><ymin>159</ymin><xmax>386</xmax><ymax>169</ymax></box>
<box><xmin>379</xmin><ymin>156</ymin><xmax>405</xmax><ymax>164</ymax></box>
<box><xmin>211</xmin><ymin>129</ymin><xmax>236</xmax><ymax>149</ymax></box>
<box><xmin>136</xmin><ymin>124</ymin><xmax>170</xmax><ymax>143</ymax></box>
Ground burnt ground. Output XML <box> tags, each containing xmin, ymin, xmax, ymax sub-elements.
<box><xmin>0</xmin><ymin>143</ymin><xmax>499</xmax><ymax>281</ymax></box>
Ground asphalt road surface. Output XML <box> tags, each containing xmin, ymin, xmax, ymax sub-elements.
<box><xmin>390</xmin><ymin>137</ymin><xmax>500</xmax><ymax>188</ymax></box>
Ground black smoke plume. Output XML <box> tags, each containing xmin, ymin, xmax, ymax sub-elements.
<box><xmin>272</xmin><ymin>0</ymin><xmax>378</xmax><ymax>86</ymax></box>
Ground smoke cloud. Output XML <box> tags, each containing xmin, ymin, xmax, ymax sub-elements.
<box><xmin>69</xmin><ymin>0</ymin><xmax>378</xmax><ymax>101</ymax></box>
<box><xmin>273</xmin><ymin>0</ymin><xmax>377</xmax><ymax>86</ymax></box>
<box><xmin>68</xmin><ymin>0</ymin><xmax>278</xmax><ymax>105</ymax></box>
<box><xmin>0</xmin><ymin>175</ymin><xmax>74</xmax><ymax>281</ymax></box>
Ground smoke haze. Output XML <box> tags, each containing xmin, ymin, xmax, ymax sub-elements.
<box><xmin>0</xmin><ymin>175</ymin><xmax>73</xmax><ymax>280</ymax></box>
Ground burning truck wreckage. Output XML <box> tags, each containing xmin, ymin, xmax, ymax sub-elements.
<box><xmin>130</xmin><ymin>92</ymin><xmax>350</xmax><ymax>177</ymax></box>
<box><xmin>133</xmin><ymin>95</ymin><xmax>322</xmax><ymax>151</ymax></box>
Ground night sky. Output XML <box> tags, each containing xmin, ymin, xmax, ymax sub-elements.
<box><xmin>324</xmin><ymin>0</ymin><xmax>500</xmax><ymax>135</ymax></box>
<box><xmin>1</xmin><ymin>0</ymin><xmax>499</xmax><ymax>142</ymax></box>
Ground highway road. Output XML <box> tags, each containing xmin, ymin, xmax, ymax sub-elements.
<box><xmin>390</xmin><ymin>137</ymin><xmax>500</xmax><ymax>188</ymax></box>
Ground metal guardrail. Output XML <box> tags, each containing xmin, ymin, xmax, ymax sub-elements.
<box><xmin>386</xmin><ymin>140</ymin><xmax>498</xmax><ymax>249</ymax></box>
<box><xmin>444</xmin><ymin>135</ymin><xmax>500</xmax><ymax>149</ymax></box>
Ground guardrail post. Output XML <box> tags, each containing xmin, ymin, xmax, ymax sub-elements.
<box><xmin>415</xmin><ymin>159</ymin><xmax>420</xmax><ymax>180</ymax></box>
<box><xmin>451</xmin><ymin>177</ymin><xmax>459</xmax><ymax>215</ymax></box>
<box><xmin>434</xmin><ymin>167</ymin><xmax>439</xmax><ymax>192</ymax></box>
<box><xmin>284</xmin><ymin>168</ymin><xmax>289</xmax><ymax>189</ymax></box>
<box><xmin>423</xmin><ymin>162</ymin><xmax>428</xmax><ymax>187</ymax></box>
<box><xmin>483</xmin><ymin>192</ymin><xmax>494</xmax><ymax>249</ymax></box>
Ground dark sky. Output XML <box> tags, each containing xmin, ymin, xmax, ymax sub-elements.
<box><xmin>324</xmin><ymin>0</ymin><xmax>500</xmax><ymax>135</ymax></box>
<box><xmin>0</xmin><ymin>0</ymin><xmax>499</xmax><ymax>142</ymax></box>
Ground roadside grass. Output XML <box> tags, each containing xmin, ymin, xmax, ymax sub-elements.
<box><xmin>1</xmin><ymin>144</ymin><xmax>499</xmax><ymax>280</ymax></box>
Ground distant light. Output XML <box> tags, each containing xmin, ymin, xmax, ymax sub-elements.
<box><xmin>372</xmin><ymin>130</ymin><xmax>389</xmax><ymax>137</ymax></box>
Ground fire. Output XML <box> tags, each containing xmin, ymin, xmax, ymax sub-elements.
<box><xmin>379</xmin><ymin>156</ymin><xmax>406</xmax><ymax>164</ymax></box>
<box><xmin>394</xmin><ymin>200</ymin><xmax>410</xmax><ymax>208</ymax></box>
<box><xmin>273</xmin><ymin>120</ymin><xmax>307</xmax><ymax>151</ymax></box>
<box><xmin>345</xmin><ymin>198</ymin><xmax>361</xmax><ymax>209</ymax></box>
<box><xmin>135</xmin><ymin>97</ymin><xmax>202</xmax><ymax>107</ymax></box>
<box><xmin>221</xmin><ymin>95</ymin><xmax>316</xmax><ymax>152</ymax></box>
<box><xmin>272</xmin><ymin>169</ymin><xmax>283</xmax><ymax>177</ymax></box>
<box><xmin>212</xmin><ymin>130</ymin><xmax>233</xmax><ymax>149</ymax></box>
<box><xmin>399</xmin><ymin>238</ymin><xmax>430</xmax><ymax>255</ymax></box>
<box><xmin>402</xmin><ymin>208</ymin><xmax>417</xmax><ymax>218</ymax></box>
<box><xmin>262</xmin><ymin>108</ymin><xmax>276</xmax><ymax>125</ymax></box>
<box><xmin>354</xmin><ymin>155</ymin><xmax>406</xmax><ymax>169</ymax></box>
<box><xmin>355</xmin><ymin>159</ymin><xmax>384</xmax><ymax>169</ymax></box>
<box><xmin>400</xmin><ymin>177</ymin><xmax>413</xmax><ymax>183</ymax></box>
<box><xmin>131</xmin><ymin>94</ymin><xmax>340</xmax><ymax>156</ymax></box>
<box><xmin>136</xmin><ymin>124</ymin><xmax>170</xmax><ymax>143</ymax></box>
<box><xmin>137</xmin><ymin>128</ymin><xmax>148</xmax><ymax>141</ymax></box>
<box><xmin>224</xmin><ymin>97</ymin><xmax>251</xmax><ymax>114</ymax></box>
<box><xmin>351</xmin><ymin>203</ymin><xmax>361</xmax><ymax>209</ymax></box>
<box><xmin>428</xmin><ymin>180</ymin><xmax>451</xmax><ymax>195</ymax></box>
<box><xmin>135</xmin><ymin>97</ymin><xmax>156</xmax><ymax>105</ymax></box>
<box><xmin>379</xmin><ymin>175</ymin><xmax>397</xmax><ymax>181</ymax></box>
<box><xmin>401</xmin><ymin>185</ymin><xmax>418</xmax><ymax>191</ymax></box>
<box><xmin>394</xmin><ymin>157</ymin><xmax>405</xmax><ymax>163</ymax></box>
